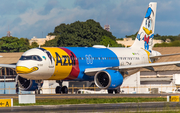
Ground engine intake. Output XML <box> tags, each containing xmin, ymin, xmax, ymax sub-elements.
<box><xmin>94</xmin><ymin>70</ymin><xmax>123</xmax><ymax>89</ymax></box>
<box><xmin>16</xmin><ymin>75</ymin><xmax>43</xmax><ymax>91</ymax></box>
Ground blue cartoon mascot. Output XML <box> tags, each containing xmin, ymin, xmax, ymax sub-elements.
<box><xmin>137</xmin><ymin>7</ymin><xmax>154</xmax><ymax>52</ymax></box>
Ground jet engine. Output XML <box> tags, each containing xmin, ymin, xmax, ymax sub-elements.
<box><xmin>94</xmin><ymin>70</ymin><xmax>123</xmax><ymax>89</ymax></box>
<box><xmin>16</xmin><ymin>75</ymin><xmax>43</xmax><ymax>91</ymax></box>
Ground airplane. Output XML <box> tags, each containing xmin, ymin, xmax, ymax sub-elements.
<box><xmin>2</xmin><ymin>2</ymin><xmax>180</xmax><ymax>94</ymax></box>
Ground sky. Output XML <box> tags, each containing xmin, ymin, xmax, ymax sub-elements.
<box><xmin>0</xmin><ymin>0</ymin><xmax>180</xmax><ymax>39</ymax></box>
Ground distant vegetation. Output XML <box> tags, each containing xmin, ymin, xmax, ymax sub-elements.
<box><xmin>1</xmin><ymin>19</ymin><xmax>180</xmax><ymax>52</ymax></box>
<box><xmin>125</xmin><ymin>32</ymin><xmax>138</xmax><ymax>40</ymax></box>
<box><xmin>0</xmin><ymin>36</ymin><xmax>38</xmax><ymax>52</ymax></box>
<box><xmin>154</xmin><ymin>40</ymin><xmax>180</xmax><ymax>47</ymax></box>
<box><xmin>125</xmin><ymin>32</ymin><xmax>180</xmax><ymax>47</ymax></box>
<box><xmin>0</xmin><ymin>19</ymin><xmax>124</xmax><ymax>52</ymax></box>
<box><xmin>45</xmin><ymin>19</ymin><xmax>123</xmax><ymax>47</ymax></box>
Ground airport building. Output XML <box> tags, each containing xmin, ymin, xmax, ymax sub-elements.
<box><xmin>29</xmin><ymin>35</ymin><xmax>55</xmax><ymax>46</ymax></box>
<box><xmin>0</xmin><ymin>47</ymin><xmax>180</xmax><ymax>94</ymax></box>
<box><xmin>116</xmin><ymin>38</ymin><xmax>164</xmax><ymax>47</ymax></box>
<box><xmin>121</xmin><ymin>47</ymin><xmax>180</xmax><ymax>94</ymax></box>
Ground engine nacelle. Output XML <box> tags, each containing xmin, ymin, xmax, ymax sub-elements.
<box><xmin>16</xmin><ymin>75</ymin><xmax>43</xmax><ymax>91</ymax></box>
<box><xmin>94</xmin><ymin>70</ymin><xmax>123</xmax><ymax>89</ymax></box>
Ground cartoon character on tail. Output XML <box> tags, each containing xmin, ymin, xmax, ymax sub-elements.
<box><xmin>137</xmin><ymin>7</ymin><xmax>154</xmax><ymax>52</ymax></box>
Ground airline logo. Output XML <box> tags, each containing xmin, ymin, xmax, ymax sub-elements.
<box><xmin>42</xmin><ymin>47</ymin><xmax>80</xmax><ymax>80</ymax></box>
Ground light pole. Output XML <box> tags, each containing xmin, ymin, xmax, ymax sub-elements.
<box><xmin>4</xmin><ymin>75</ymin><xmax>6</xmax><ymax>94</ymax></box>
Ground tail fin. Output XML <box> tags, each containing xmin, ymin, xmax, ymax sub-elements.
<box><xmin>131</xmin><ymin>2</ymin><xmax>157</xmax><ymax>52</ymax></box>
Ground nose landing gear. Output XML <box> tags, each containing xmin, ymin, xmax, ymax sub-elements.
<box><xmin>35</xmin><ymin>80</ymin><xmax>43</xmax><ymax>94</ymax></box>
<box><xmin>55</xmin><ymin>80</ymin><xmax>68</xmax><ymax>94</ymax></box>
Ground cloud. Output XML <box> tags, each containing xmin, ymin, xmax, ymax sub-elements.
<box><xmin>0</xmin><ymin>1</ymin><xmax>33</xmax><ymax>15</ymax></box>
<box><xmin>74</xmin><ymin>0</ymin><xmax>103</xmax><ymax>9</ymax></box>
<box><xmin>0</xmin><ymin>0</ymin><xmax>179</xmax><ymax>39</ymax></box>
<box><xmin>16</xmin><ymin>1</ymin><xmax>33</xmax><ymax>14</ymax></box>
<box><xmin>38</xmin><ymin>0</ymin><xmax>61</xmax><ymax>15</ymax></box>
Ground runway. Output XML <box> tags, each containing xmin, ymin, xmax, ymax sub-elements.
<box><xmin>0</xmin><ymin>93</ymin><xmax>180</xmax><ymax>99</ymax></box>
<box><xmin>0</xmin><ymin>102</ymin><xmax>180</xmax><ymax>112</ymax></box>
<box><xmin>0</xmin><ymin>94</ymin><xmax>180</xmax><ymax>112</ymax></box>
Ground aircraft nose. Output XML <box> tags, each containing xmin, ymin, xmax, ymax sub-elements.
<box><xmin>16</xmin><ymin>66</ymin><xmax>39</xmax><ymax>74</ymax></box>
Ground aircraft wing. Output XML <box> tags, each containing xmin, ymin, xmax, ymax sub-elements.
<box><xmin>115</xmin><ymin>61</ymin><xmax>180</xmax><ymax>71</ymax></box>
<box><xmin>84</xmin><ymin>61</ymin><xmax>180</xmax><ymax>75</ymax></box>
<box><xmin>0</xmin><ymin>64</ymin><xmax>16</xmax><ymax>68</ymax></box>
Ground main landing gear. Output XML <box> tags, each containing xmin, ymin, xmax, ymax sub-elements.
<box><xmin>107</xmin><ymin>87</ymin><xmax>120</xmax><ymax>94</ymax></box>
<box><xmin>55</xmin><ymin>80</ymin><xmax>68</xmax><ymax>94</ymax></box>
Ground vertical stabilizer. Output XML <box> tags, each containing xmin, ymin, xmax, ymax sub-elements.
<box><xmin>131</xmin><ymin>2</ymin><xmax>157</xmax><ymax>52</ymax></box>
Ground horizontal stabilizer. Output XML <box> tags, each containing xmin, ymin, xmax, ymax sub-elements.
<box><xmin>150</xmin><ymin>53</ymin><xmax>180</xmax><ymax>59</ymax></box>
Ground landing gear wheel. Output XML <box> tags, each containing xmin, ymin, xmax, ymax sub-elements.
<box><xmin>56</xmin><ymin>86</ymin><xmax>62</xmax><ymax>94</ymax></box>
<box><xmin>115</xmin><ymin>88</ymin><xmax>120</xmax><ymax>94</ymax></box>
<box><xmin>35</xmin><ymin>80</ymin><xmax>43</xmax><ymax>94</ymax></box>
<box><xmin>35</xmin><ymin>89</ymin><xmax>41</xmax><ymax>94</ymax></box>
<box><xmin>61</xmin><ymin>86</ymin><xmax>68</xmax><ymax>94</ymax></box>
<box><xmin>108</xmin><ymin>89</ymin><xmax>113</xmax><ymax>94</ymax></box>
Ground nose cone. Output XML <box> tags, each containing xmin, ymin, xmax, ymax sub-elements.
<box><xmin>16</xmin><ymin>66</ymin><xmax>39</xmax><ymax>74</ymax></box>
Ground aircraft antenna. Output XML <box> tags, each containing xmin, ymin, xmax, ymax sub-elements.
<box><xmin>104</xmin><ymin>12</ymin><xmax>110</xmax><ymax>32</ymax></box>
<box><xmin>7</xmin><ymin>25</ymin><xmax>11</xmax><ymax>37</ymax></box>
<box><xmin>104</xmin><ymin>25</ymin><xmax>110</xmax><ymax>32</ymax></box>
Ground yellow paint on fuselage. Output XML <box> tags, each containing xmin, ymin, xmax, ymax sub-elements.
<box><xmin>144</xmin><ymin>49</ymin><xmax>151</xmax><ymax>63</ymax></box>
<box><xmin>43</xmin><ymin>47</ymin><xmax>72</xmax><ymax>80</ymax></box>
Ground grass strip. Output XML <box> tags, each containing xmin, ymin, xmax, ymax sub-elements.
<box><xmin>13</xmin><ymin>97</ymin><xmax>166</xmax><ymax>106</ymax></box>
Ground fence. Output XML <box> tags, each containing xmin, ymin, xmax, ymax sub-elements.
<box><xmin>0</xmin><ymin>85</ymin><xmax>180</xmax><ymax>94</ymax></box>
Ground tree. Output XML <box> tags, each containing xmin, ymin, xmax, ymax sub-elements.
<box><xmin>125</xmin><ymin>31</ymin><xmax>138</xmax><ymax>40</ymax></box>
<box><xmin>30</xmin><ymin>42</ymin><xmax>39</xmax><ymax>48</ymax></box>
<box><xmin>43</xmin><ymin>36</ymin><xmax>59</xmax><ymax>47</ymax></box>
<box><xmin>154</xmin><ymin>40</ymin><xmax>180</xmax><ymax>47</ymax></box>
<box><xmin>18</xmin><ymin>38</ymin><xmax>30</xmax><ymax>52</ymax></box>
<box><xmin>45</xmin><ymin>19</ymin><xmax>117</xmax><ymax>47</ymax></box>
<box><xmin>0</xmin><ymin>36</ymin><xmax>30</xmax><ymax>52</ymax></box>
<box><xmin>100</xmin><ymin>36</ymin><xmax>124</xmax><ymax>47</ymax></box>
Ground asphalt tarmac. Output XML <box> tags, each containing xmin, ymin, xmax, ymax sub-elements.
<box><xmin>0</xmin><ymin>94</ymin><xmax>180</xmax><ymax>112</ymax></box>
<box><xmin>0</xmin><ymin>102</ymin><xmax>180</xmax><ymax>113</ymax></box>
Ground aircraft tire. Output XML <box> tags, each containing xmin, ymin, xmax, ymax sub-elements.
<box><xmin>56</xmin><ymin>86</ymin><xmax>61</xmax><ymax>94</ymax></box>
<box><xmin>61</xmin><ymin>86</ymin><xmax>68</xmax><ymax>94</ymax></box>
<box><xmin>35</xmin><ymin>89</ymin><xmax>38</xmax><ymax>94</ymax></box>
<box><xmin>115</xmin><ymin>88</ymin><xmax>120</xmax><ymax>94</ymax></box>
<box><xmin>108</xmin><ymin>89</ymin><xmax>113</xmax><ymax>94</ymax></box>
<box><xmin>35</xmin><ymin>89</ymin><xmax>40</xmax><ymax>94</ymax></box>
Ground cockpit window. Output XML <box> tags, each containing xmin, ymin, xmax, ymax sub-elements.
<box><xmin>20</xmin><ymin>55</ymin><xmax>42</xmax><ymax>61</ymax></box>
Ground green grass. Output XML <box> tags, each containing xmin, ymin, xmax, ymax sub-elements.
<box><xmin>13</xmin><ymin>98</ymin><xmax>180</xmax><ymax>112</ymax></box>
<box><xmin>13</xmin><ymin>97</ymin><xmax>166</xmax><ymax>106</ymax></box>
